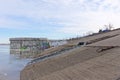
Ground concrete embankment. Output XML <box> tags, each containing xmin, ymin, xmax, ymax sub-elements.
<box><xmin>21</xmin><ymin>46</ymin><xmax>120</xmax><ymax>80</ymax></box>
<box><xmin>20</xmin><ymin>29</ymin><xmax>120</xmax><ymax>80</ymax></box>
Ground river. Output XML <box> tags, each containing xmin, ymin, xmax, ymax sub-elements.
<box><xmin>0</xmin><ymin>45</ymin><xmax>31</xmax><ymax>80</ymax></box>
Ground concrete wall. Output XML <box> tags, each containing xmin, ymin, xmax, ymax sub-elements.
<box><xmin>10</xmin><ymin>38</ymin><xmax>50</xmax><ymax>58</ymax></box>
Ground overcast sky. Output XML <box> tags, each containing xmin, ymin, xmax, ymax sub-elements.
<box><xmin>0</xmin><ymin>0</ymin><xmax>120</xmax><ymax>43</ymax></box>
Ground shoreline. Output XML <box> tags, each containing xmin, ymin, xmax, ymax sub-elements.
<box><xmin>0</xmin><ymin>74</ymin><xmax>7</xmax><ymax>80</ymax></box>
<box><xmin>0</xmin><ymin>44</ymin><xmax>10</xmax><ymax>45</ymax></box>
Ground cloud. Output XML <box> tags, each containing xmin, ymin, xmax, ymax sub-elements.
<box><xmin>0</xmin><ymin>0</ymin><xmax>120</xmax><ymax>42</ymax></box>
<box><xmin>0</xmin><ymin>17</ymin><xmax>26</xmax><ymax>29</ymax></box>
<box><xmin>58</xmin><ymin>11</ymin><xmax>120</xmax><ymax>35</ymax></box>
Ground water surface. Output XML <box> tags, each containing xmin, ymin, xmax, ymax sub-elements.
<box><xmin>0</xmin><ymin>45</ymin><xmax>31</xmax><ymax>80</ymax></box>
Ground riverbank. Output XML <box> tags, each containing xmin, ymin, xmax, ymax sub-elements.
<box><xmin>20</xmin><ymin>28</ymin><xmax>120</xmax><ymax>80</ymax></box>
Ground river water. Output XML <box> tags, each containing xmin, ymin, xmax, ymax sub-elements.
<box><xmin>0</xmin><ymin>45</ymin><xmax>31</xmax><ymax>80</ymax></box>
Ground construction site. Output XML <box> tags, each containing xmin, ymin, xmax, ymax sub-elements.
<box><xmin>20</xmin><ymin>28</ymin><xmax>120</xmax><ymax>80</ymax></box>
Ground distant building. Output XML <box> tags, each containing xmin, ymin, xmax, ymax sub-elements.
<box><xmin>9</xmin><ymin>38</ymin><xmax>50</xmax><ymax>58</ymax></box>
<box><xmin>49</xmin><ymin>40</ymin><xmax>67</xmax><ymax>47</ymax></box>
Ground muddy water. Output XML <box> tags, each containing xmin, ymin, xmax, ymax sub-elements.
<box><xmin>0</xmin><ymin>45</ymin><xmax>31</xmax><ymax>80</ymax></box>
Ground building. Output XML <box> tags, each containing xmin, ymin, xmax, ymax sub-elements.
<box><xmin>9</xmin><ymin>38</ymin><xmax>50</xmax><ymax>58</ymax></box>
<box><xmin>49</xmin><ymin>40</ymin><xmax>67</xmax><ymax>47</ymax></box>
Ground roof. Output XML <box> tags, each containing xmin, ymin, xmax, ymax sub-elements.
<box><xmin>9</xmin><ymin>37</ymin><xmax>48</xmax><ymax>41</ymax></box>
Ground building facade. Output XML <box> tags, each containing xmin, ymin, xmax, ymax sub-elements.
<box><xmin>10</xmin><ymin>38</ymin><xmax>50</xmax><ymax>58</ymax></box>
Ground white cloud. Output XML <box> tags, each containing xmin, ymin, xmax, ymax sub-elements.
<box><xmin>0</xmin><ymin>16</ymin><xmax>33</xmax><ymax>29</ymax></box>
<box><xmin>0</xmin><ymin>0</ymin><xmax>120</xmax><ymax>36</ymax></box>
<box><xmin>58</xmin><ymin>11</ymin><xmax>120</xmax><ymax>35</ymax></box>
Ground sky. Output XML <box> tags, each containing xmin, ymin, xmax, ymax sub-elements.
<box><xmin>0</xmin><ymin>0</ymin><xmax>120</xmax><ymax>43</ymax></box>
